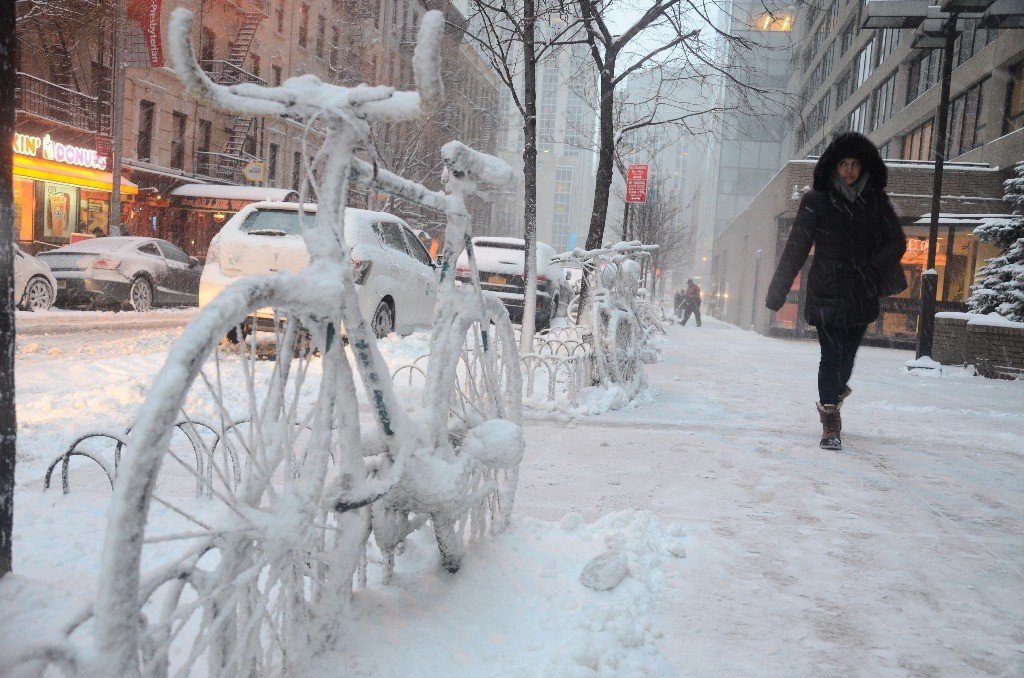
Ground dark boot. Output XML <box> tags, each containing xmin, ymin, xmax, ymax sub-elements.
<box><xmin>817</xmin><ymin>402</ymin><xmax>842</xmax><ymax>450</ymax></box>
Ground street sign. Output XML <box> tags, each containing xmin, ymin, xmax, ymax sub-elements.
<box><xmin>626</xmin><ymin>164</ymin><xmax>649</xmax><ymax>203</ymax></box>
<box><xmin>242</xmin><ymin>161</ymin><xmax>266</xmax><ymax>183</ymax></box>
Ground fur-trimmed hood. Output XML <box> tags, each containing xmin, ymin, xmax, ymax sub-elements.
<box><xmin>813</xmin><ymin>132</ymin><xmax>888</xmax><ymax>193</ymax></box>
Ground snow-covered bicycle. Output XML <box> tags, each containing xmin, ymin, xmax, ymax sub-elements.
<box><xmin>558</xmin><ymin>242</ymin><xmax>659</xmax><ymax>397</ymax></box>
<box><xmin>21</xmin><ymin>10</ymin><xmax>524</xmax><ymax>677</ymax></box>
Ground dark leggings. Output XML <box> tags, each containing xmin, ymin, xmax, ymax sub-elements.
<box><xmin>816</xmin><ymin>324</ymin><xmax>868</xmax><ymax>405</ymax></box>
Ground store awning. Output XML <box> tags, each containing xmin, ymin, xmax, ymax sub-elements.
<box><xmin>13</xmin><ymin>154</ymin><xmax>138</xmax><ymax>194</ymax></box>
<box><xmin>170</xmin><ymin>184</ymin><xmax>299</xmax><ymax>202</ymax></box>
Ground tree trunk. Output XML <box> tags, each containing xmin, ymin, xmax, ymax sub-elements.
<box><xmin>520</xmin><ymin>0</ymin><xmax>539</xmax><ymax>350</ymax></box>
<box><xmin>584</xmin><ymin>64</ymin><xmax>616</xmax><ymax>251</ymax></box>
<box><xmin>1</xmin><ymin>0</ymin><xmax>18</xmax><ymax>577</ymax></box>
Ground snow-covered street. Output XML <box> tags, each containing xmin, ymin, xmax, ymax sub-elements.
<box><xmin>3</xmin><ymin>316</ymin><xmax>1023</xmax><ymax>676</ymax></box>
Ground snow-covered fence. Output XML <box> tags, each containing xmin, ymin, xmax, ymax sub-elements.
<box><xmin>43</xmin><ymin>418</ymin><xmax>235</xmax><ymax>497</ymax></box>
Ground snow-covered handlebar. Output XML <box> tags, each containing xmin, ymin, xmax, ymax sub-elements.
<box><xmin>168</xmin><ymin>7</ymin><xmax>444</xmax><ymax>123</ymax></box>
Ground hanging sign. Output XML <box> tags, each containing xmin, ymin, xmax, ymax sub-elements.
<box><xmin>126</xmin><ymin>0</ymin><xmax>164</xmax><ymax>68</ymax></box>
<box><xmin>625</xmin><ymin>164</ymin><xmax>649</xmax><ymax>203</ymax></box>
<box><xmin>242</xmin><ymin>161</ymin><xmax>266</xmax><ymax>183</ymax></box>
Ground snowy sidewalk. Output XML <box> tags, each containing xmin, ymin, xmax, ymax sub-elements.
<box><xmin>4</xmin><ymin>318</ymin><xmax>1023</xmax><ymax>675</ymax></box>
<box><xmin>518</xmin><ymin>319</ymin><xmax>1024</xmax><ymax>675</ymax></box>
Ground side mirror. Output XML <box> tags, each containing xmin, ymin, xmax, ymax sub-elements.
<box><xmin>189</xmin><ymin>256</ymin><xmax>201</xmax><ymax>268</ymax></box>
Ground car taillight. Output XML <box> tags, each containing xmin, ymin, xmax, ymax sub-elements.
<box><xmin>91</xmin><ymin>257</ymin><xmax>121</xmax><ymax>270</ymax></box>
<box><xmin>351</xmin><ymin>259</ymin><xmax>372</xmax><ymax>284</ymax></box>
<box><xmin>455</xmin><ymin>263</ymin><xmax>471</xmax><ymax>275</ymax></box>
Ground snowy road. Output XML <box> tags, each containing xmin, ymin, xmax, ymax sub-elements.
<box><xmin>4</xmin><ymin>316</ymin><xmax>1024</xmax><ymax>676</ymax></box>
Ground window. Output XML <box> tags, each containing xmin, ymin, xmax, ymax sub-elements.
<box><xmin>275</xmin><ymin>0</ymin><xmax>284</xmax><ymax>33</ymax></box>
<box><xmin>196</xmin><ymin>119</ymin><xmax>212</xmax><ymax>174</ymax></box>
<box><xmin>877</xmin><ymin>29</ymin><xmax>900</xmax><ymax>62</ymax></box>
<box><xmin>157</xmin><ymin>241</ymin><xmax>191</xmax><ymax>264</ymax></box>
<box><xmin>848</xmin><ymin>99</ymin><xmax>869</xmax><ymax>134</ymax></box>
<box><xmin>907</xmin><ymin>49</ymin><xmax>941</xmax><ymax>104</ymax></box>
<box><xmin>375</xmin><ymin>222</ymin><xmax>408</xmax><ymax>253</ymax></box>
<box><xmin>200</xmin><ymin>27</ymin><xmax>215</xmax><ymax>63</ymax></box>
<box><xmin>901</xmin><ymin>118</ymin><xmax>934</xmax><ymax>160</ymax></box>
<box><xmin>170</xmin><ymin>111</ymin><xmax>187</xmax><ymax>169</ymax></box>
<box><xmin>330</xmin><ymin>26</ymin><xmax>340</xmax><ymax>70</ymax></box>
<box><xmin>840</xmin><ymin>20</ymin><xmax>855</xmax><ymax>55</ymax></box>
<box><xmin>250</xmin><ymin>54</ymin><xmax>260</xmax><ymax>79</ymax></box>
<box><xmin>138</xmin><ymin>242</ymin><xmax>161</xmax><ymax>257</ymax></box>
<box><xmin>315</xmin><ymin>15</ymin><xmax>326</xmax><ymax>58</ymax></box>
<box><xmin>952</xmin><ymin>19</ymin><xmax>994</xmax><ymax>69</ymax></box>
<box><xmin>946</xmin><ymin>78</ymin><xmax>987</xmax><ymax>158</ymax></box>
<box><xmin>552</xmin><ymin>166</ymin><xmax>575</xmax><ymax>249</ymax></box>
<box><xmin>272</xmin><ymin>65</ymin><xmax>282</xmax><ymax>87</ymax></box>
<box><xmin>136</xmin><ymin>100</ymin><xmax>154</xmax><ymax>162</ymax></box>
<box><xmin>835</xmin><ymin>68</ymin><xmax>855</xmax><ymax>107</ymax></box>
<box><xmin>298</xmin><ymin>4</ymin><xmax>309</xmax><ymax>48</ymax></box>
<box><xmin>855</xmin><ymin>41</ymin><xmax>875</xmax><ymax>88</ymax></box>
<box><xmin>292</xmin><ymin>151</ymin><xmax>302</xmax><ymax>192</ymax></box>
<box><xmin>1004</xmin><ymin>59</ymin><xmax>1024</xmax><ymax>134</ymax></box>
<box><xmin>401</xmin><ymin>227</ymin><xmax>432</xmax><ymax>265</ymax></box>
<box><xmin>752</xmin><ymin>11</ymin><xmax>794</xmax><ymax>31</ymax></box>
<box><xmin>872</xmin><ymin>75</ymin><xmax>896</xmax><ymax>130</ymax></box>
<box><xmin>268</xmin><ymin>143</ymin><xmax>279</xmax><ymax>184</ymax></box>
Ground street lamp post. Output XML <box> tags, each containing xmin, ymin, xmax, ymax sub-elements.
<box><xmin>862</xmin><ymin>0</ymin><xmax>1023</xmax><ymax>360</ymax></box>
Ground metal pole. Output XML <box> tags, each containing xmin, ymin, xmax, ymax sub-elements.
<box><xmin>1</xmin><ymin>0</ymin><xmax>18</xmax><ymax>577</ymax></box>
<box><xmin>108</xmin><ymin>0</ymin><xmax>127</xmax><ymax>236</ymax></box>
<box><xmin>916</xmin><ymin>14</ymin><xmax>958</xmax><ymax>359</ymax></box>
<box><xmin>621</xmin><ymin>201</ymin><xmax>631</xmax><ymax>241</ymax></box>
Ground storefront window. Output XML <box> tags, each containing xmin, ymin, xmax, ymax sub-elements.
<box><xmin>40</xmin><ymin>181</ymin><xmax>80</xmax><ymax>241</ymax></box>
<box><xmin>13</xmin><ymin>178</ymin><xmax>34</xmax><ymax>242</ymax></box>
<box><xmin>80</xmin><ymin>190</ymin><xmax>110</xmax><ymax>237</ymax></box>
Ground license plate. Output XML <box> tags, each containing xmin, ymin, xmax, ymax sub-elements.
<box><xmin>487</xmin><ymin>275</ymin><xmax>507</xmax><ymax>285</ymax></box>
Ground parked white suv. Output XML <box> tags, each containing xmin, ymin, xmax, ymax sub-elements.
<box><xmin>201</xmin><ymin>203</ymin><xmax>438</xmax><ymax>337</ymax></box>
<box><xmin>13</xmin><ymin>243</ymin><xmax>58</xmax><ymax>311</ymax></box>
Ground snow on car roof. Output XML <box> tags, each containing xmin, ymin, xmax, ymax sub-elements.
<box><xmin>40</xmin><ymin>237</ymin><xmax>158</xmax><ymax>253</ymax></box>
<box><xmin>244</xmin><ymin>202</ymin><xmax>408</xmax><ymax>225</ymax></box>
<box><xmin>170</xmin><ymin>184</ymin><xmax>300</xmax><ymax>202</ymax></box>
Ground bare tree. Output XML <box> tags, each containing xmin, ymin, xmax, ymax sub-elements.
<box><xmin>459</xmin><ymin>0</ymin><xmax>583</xmax><ymax>348</ymax></box>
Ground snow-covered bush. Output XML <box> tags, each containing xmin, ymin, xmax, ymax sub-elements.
<box><xmin>968</xmin><ymin>161</ymin><xmax>1024</xmax><ymax>321</ymax></box>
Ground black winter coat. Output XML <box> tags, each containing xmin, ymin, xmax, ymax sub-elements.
<box><xmin>765</xmin><ymin>188</ymin><xmax>908</xmax><ymax>327</ymax></box>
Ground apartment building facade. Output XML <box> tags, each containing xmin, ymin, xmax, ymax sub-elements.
<box><xmin>13</xmin><ymin>0</ymin><xmax>500</xmax><ymax>257</ymax></box>
<box><xmin>706</xmin><ymin>3</ymin><xmax>1024</xmax><ymax>345</ymax></box>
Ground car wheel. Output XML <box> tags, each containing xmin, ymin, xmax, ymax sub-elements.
<box><xmin>129</xmin><ymin>277</ymin><xmax>153</xmax><ymax>312</ymax></box>
<box><xmin>371</xmin><ymin>299</ymin><xmax>395</xmax><ymax>339</ymax></box>
<box><xmin>22</xmin><ymin>276</ymin><xmax>54</xmax><ymax>312</ymax></box>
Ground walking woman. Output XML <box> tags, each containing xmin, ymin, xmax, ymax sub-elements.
<box><xmin>765</xmin><ymin>132</ymin><xmax>907</xmax><ymax>450</ymax></box>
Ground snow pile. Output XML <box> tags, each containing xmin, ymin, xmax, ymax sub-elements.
<box><xmin>298</xmin><ymin>510</ymin><xmax>682</xmax><ymax>676</ymax></box>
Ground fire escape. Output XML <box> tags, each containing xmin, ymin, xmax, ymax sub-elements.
<box><xmin>199</xmin><ymin>0</ymin><xmax>268</xmax><ymax>182</ymax></box>
<box><xmin>15</xmin><ymin>22</ymin><xmax>101</xmax><ymax>134</ymax></box>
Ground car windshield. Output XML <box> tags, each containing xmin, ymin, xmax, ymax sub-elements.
<box><xmin>240</xmin><ymin>209</ymin><xmax>309</xmax><ymax>236</ymax></box>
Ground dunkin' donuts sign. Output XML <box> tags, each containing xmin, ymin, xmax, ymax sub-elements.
<box><xmin>13</xmin><ymin>132</ymin><xmax>109</xmax><ymax>170</ymax></box>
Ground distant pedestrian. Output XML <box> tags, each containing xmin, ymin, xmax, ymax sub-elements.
<box><xmin>673</xmin><ymin>288</ymin><xmax>685</xmax><ymax>319</ymax></box>
<box><xmin>681</xmin><ymin>279</ymin><xmax>702</xmax><ymax>327</ymax></box>
<box><xmin>765</xmin><ymin>132</ymin><xmax>907</xmax><ymax>451</ymax></box>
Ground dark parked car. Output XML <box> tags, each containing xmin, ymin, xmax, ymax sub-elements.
<box><xmin>454</xmin><ymin>237</ymin><xmax>569</xmax><ymax>330</ymax></box>
<box><xmin>37</xmin><ymin>237</ymin><xmax>202</xmax><ymax>311</ymax></box>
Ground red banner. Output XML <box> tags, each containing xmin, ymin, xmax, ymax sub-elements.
<box><xmin>625</xmin><ymin>164</ymin><xmax>649</xmax><ymax>203</ymax></box>
<box><xmin>126</xmin><ymin>0</ymin><xmax>164</xmax><ymax>68</ymax></box>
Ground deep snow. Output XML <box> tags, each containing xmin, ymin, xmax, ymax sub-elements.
<box><xmin>2</xmin><ymin>315</ymin><xmax>1023</xmax><ymax>676</ymax></box>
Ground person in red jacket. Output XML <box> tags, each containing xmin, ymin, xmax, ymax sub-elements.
<box><xmin>681</xmin><ymin>279</ymin><xmax>702</xmax><ymax>327</ymax></box>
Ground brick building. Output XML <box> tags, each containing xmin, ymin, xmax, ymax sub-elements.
<box><xmin>13</xmin><ymin>0</ymin><xmax>501</xmax><ymax>257</ymax></box>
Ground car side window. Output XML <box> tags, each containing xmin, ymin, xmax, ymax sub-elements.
<box><xmin>138</xmin><ymin>243</ymin><xmax>161</xmax><ymax>257</ymax></box>
<box><xmin>401</xmin><ymin>227</ymin><xmax>432</xmax><ymax>266</ymax></box>
<box><xmin>377</xmin><ymin>222</ymin><xmax>409</xmax><ymax>254</ymax></box>
<box><xmin>157</xmin><ymin>242</ymin><xmax>191</xmax><ymax>264</ymax></box>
